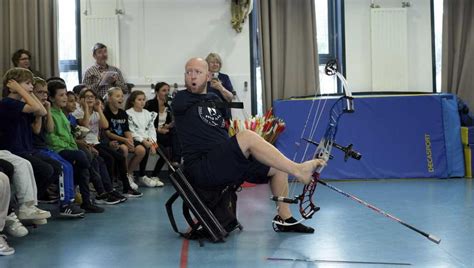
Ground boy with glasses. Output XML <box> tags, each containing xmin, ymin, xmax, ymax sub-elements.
<box><xmin>32</xmin><ymin>77</ymin><xmax>85</xmax><ymax>217</ymax></box>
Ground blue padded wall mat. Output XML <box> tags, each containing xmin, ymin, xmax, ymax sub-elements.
<box><xmin>273</xmin><ymin>94</ymin><xmax>460</xmax><ymax>179</ymax></box>
<box><xmin>441</xmin><ymin>94</ymin><xmax>464</xmax><ymax>177</ymax></box>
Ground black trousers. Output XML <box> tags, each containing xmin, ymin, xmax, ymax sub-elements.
<box><xmin>0</xmin><ymin>159</ymin><xmax>16</xmax><ymax>212</ymax></box>
<box><xmin>95</xmin><ymin>143</ymin><xmax>131</xmax><ymax>191</ymax></box>
<box><xmin>17</xmin><ymin>152</ymin><xmax>60</xmax><ymax>200</ymax></box>
<box><xmin>58</xmin><ymin>149</ymin><xmax>92</xmax><ymax>203</ymax></box>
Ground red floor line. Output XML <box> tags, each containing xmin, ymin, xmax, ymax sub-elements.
<box><xmin>179</xmin><ymin>239</ymin><xmax>190</xmax><ymax>268</ymax></box>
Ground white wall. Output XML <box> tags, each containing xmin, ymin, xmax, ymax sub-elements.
<box><xmin>345</xmin><ymin>0</ymin><xmax>433</xmax><ymax>92</ymax></box>
<box><xmin>80</xmin><ymin>0</ymin><xmax>252</xmax><ymax>117</ymax></box>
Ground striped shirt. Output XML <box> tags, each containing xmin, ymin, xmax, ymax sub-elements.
<box><xmin>82</xmin><ymin>63</ymin><xmax>127</xmax><ymax>99</ymax></box>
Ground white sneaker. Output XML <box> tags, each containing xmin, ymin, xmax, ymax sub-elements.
<box><xmin>149</xmin><ymin>176</ymin><xmax>164</xmax><ymax>187</ymax></box>
<box><xmin>17</xmin><ymin>205</ymin><xmax>51</xmax><ymax>221</ymax></box>
<box><xmin>139</xmin><ymin>176</ymin><xmax>156</xmax><ymax>188</ymax></box>
<box><xmin>5</xmin><ymin>213</ymin><xmax>28</xmax><ymax>237</ymax></box>
<box><xmin>127</xmin><ymin>174</ymin><xmax>139</xmax><ymax>190</ymax></box>
<box><xmin>0</xmin><ymin>235</ymin><xmax>15</xmax><ymax>256</ymax></box>
<box><xmin>24</xmin><ymin>219</ymin><xmax>48</xmax><ymax>225</ymax></box>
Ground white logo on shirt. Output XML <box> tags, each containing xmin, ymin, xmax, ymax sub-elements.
<box><xmin>198</xmin><ymin>106</ymin><xmax>225</xmax><ymax>128</ymax></box>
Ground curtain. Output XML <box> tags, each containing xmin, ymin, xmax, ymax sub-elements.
<box><xmin>257</xmin><ymin>0</ymin><xmax>319</xmax><ymax>111</ymax></box>
<box><xmin>0</xmin><ymin>0</ymin><xmax>59</xmax><ymax>78</ymax></box>
<box><xmin>441</xmin><ymin>0</ymin><xmax>474</xmax><ymax>109</ymax></box>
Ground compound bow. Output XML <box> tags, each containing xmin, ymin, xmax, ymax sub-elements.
<box><xmin>271</xmin><ymin>59</ymin><xmax>362</xmax><ymax>227</ymax></box>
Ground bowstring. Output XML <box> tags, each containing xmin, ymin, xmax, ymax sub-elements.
<box><xmin>277</xmin><ymin>60</ymin><xmax>353</xmax><ymax>224</ymax></box>
<box><xmin>280</xmin><ymin>70</ymin><xmax>332</xmax><ymax>217</ymax></box>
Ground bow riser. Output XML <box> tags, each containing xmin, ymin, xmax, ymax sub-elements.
<box><xmin>296</xmin><ymin>60</ymin><xmax>357</xmax><ymax>222</ymax></box>
<box><xmin>272</xmin><ymin>59</ymin><xmax>360</xmax><ymax>227</ymax></box>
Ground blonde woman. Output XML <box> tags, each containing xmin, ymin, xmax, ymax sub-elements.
<box><xmin>205</xmin><ymin>52</ymin><xmax>235</xmax><ymax>120</ymax></box>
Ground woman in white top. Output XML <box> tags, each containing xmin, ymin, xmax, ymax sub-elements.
<box><xmin>144</xmin><ymin>82</ymin><xmax>182</xmax><ymax>169</ymax></box>
<box><xmin>126</xmin><ymin>90</ymin><xmax>164</xmax><ymax>187</ymax></box>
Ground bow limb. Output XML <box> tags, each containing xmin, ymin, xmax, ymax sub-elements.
<box><xmin>297</xmin><ymin>60</ymin><xmax>355</xmax><ymax>220</ymax></box>
<box><xmin>272</xmin><ymin>59</ymin><xmax>356</xmax><ymax>226</ymax></box>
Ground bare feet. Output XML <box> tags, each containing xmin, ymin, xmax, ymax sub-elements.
<box><xmin>294</xmin><ymin>159</ymin><xmax>326</xmax><ymax>184</ymax></box>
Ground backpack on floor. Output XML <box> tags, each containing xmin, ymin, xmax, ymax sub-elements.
<box><xmin>165</xmin><ymin>167</ymin><xmax>242</xmax><ymax>245</ymax></box>
<box><xmin>194</xmin><ymin>183</ymin><xmax>241</xmax><ymax>233</ymax></box>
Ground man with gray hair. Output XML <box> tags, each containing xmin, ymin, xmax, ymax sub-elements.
<box><xmin>82</xmin><ymin>43</ymin><xmax>128</xmax><ymax>99</ymax></box>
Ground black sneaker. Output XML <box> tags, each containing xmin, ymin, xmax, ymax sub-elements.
<box><xmin>123</xmin><ymin>189</ymin><xmax>143</xmax><ymax>198</ymax></box>
<box><xmin>109</xmin><ymin>190</ymin><xmax>127</xmax><ymax>203</ymax></box>
<box><xmin>80</xmin><ymin>202</ymin><xmax>105</xmax><ymax>213</ymax></box>
<box><xmin>60</xmin><ymin>203</ymin><xmax>85</xmax><ymax>218</ymax></box>
<box><xmin>95</xmin><ymin>193</ymin><xmax>121</xmax><ymax>205</ymax></box>
<box><xmin>273</xmin><ymin>215</ymin><xmax>315</xmax><ymax>233</ymax></box>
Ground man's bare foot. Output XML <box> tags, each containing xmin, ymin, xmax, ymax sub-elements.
<box><xmin>294</xmin><ymin>159</ymin><xmax>326</xmax><ymax>184</ymax></box>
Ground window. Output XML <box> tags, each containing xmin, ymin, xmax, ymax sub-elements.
<box><xmin>315</xmin><ymin>0</ymin><xmax>344</xmax><ymax>94</ymax></box>
<box><xmin>250</xmin><ymin>0</ymin><xmax>344</xmax><ymax>115</ymax></box>
<box><xmin>433</xmin><ymin>0</ymin><xmax>442</xmax><ymax>92</ymax></box>
<box><xmin>58</xmin><ymin>0</ymin><xmax>80</xmax><ymax>89</ymax></box>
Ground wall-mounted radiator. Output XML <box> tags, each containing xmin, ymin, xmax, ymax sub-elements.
<box><xmin>370</xmin><ymin>8</ymin><xmax>408</xmax><ymax>91</ymax></box>
<box><xmin>81</xmin><ymin>16</ymin><xmax>120</xmax><ymax>69</ymax></box>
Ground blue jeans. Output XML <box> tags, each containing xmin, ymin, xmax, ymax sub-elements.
<box><xmin>37</xmin><ymin>149</ymin><xmax>75</xmax><ymax>205</ymax></box>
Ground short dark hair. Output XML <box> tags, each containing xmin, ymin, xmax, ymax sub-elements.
<box><xmin>92</xmin><ymin>43</ymin><xmax>107</xmax><ymax>55</ymax></box>
<box><xmin>11</xmin><ymin>49</ymin><xmax>32</xmax><ymax>67</ymax></box>
<box><xmin>46</xmin><ymin>76</ymin><xmax>66</xmax><ymax>83</ymax></box>
<box><xmin>66</xmin><ymin>91</ymin><xmax>76</xmax><ymax>99</ymax></box>
<box><xmin>125</xmin><ymin>90</ymin><xmax>146</xmax><ymax>110</ymax></box>
<box><xmin>72</xmin><ymin>84</ymin><xmax>87</xmax><ymax>95</ymax></box>
<box><xmin>47</xmin><ymin>80</ymin><xmax>67</xmax><ymax>99</ymax></box>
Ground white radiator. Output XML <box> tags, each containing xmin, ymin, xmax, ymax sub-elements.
<box><xmin>81</xmin><ymin>16</ymin><xmax>120</xmax><ymax>70</ymax></box>
<box><xmin>370</xmin><ymin>8</ymin><xmax>408</xmax><ymax>91</ymax></box>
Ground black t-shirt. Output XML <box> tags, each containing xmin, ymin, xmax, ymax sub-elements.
<box><xmin>172</xmin><ymin>89</ymin><xmax>228</xmax><ymax>164</ymax></box>
<box><xmin>103</xmin><ymin>106</ymin><xmax>130</xmax><ymax>137</ymax></box>
<box><xmin>0</xmin><ymin>97</ymin><xmax>35</xmax><ymax>154</ymax></box>
<box><xmin>33</xmin><ymin>117</ymin><xmax>49</xmax><ymax>149</ymax></box>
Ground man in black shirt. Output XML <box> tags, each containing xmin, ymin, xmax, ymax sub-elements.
<box><xmin>172</xmin><ymin>58</ymin><xmax>326</xmax><ymax>233</ymax></box>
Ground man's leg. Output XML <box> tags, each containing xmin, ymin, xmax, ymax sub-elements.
<box><xmin>236</xmin><ymin>130</ymin><xmax>324</xmax><ymax>184</ymax></box>
<box><xmin>268</xmin><ymin>168</ymin><xmax>291</xmax><ymax>219</ymax></box>
<box><xmin>268</xmin><ymin>167</ymin><xmax>315</xmax><ymax>233</ymax></box>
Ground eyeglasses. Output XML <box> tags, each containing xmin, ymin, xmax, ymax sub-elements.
<box><xmin>185</xmin><ymin>70</ymin><xmax>204</xmax><ymax>76</ymax></box>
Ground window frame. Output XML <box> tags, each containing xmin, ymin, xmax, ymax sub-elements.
<box><xmin>57</xmin><ymin>0</ymin><xmax>82</xmax><ymax>86</ymax></box>
<box><xmin>248</xmin><ymin>0</ymin><xmax>347</xmax><ymax>114</ymax></box>
<box><xmin>318</xmin><ymin>0</ymin><xmax>345</xmax><ymax>93</ymax></box>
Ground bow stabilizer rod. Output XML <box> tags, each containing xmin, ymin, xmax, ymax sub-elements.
<box><xmin>270</xmin><ymin>195</ymin><xmax>298</xmax><ymax>204</ymax></box>
<box><xmin>303</xmin><ymin>138</ymin><xmax>362</xmax><ymax>161</ymax></box>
